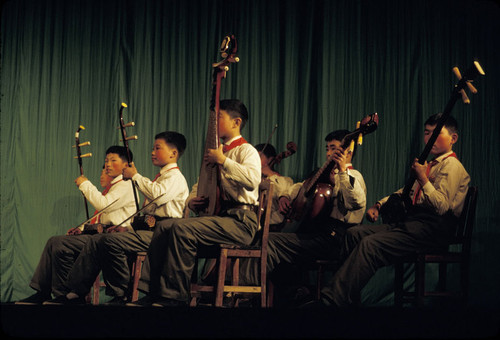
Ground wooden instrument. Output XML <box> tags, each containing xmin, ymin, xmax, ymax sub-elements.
<box><xmin>380</xmin><ymin>61</ymin><xmax>484</xmax><ymax>224</ymax></box>
<box><xmin>286</xmin><ymin>113</ymin><xmax>379</xmax><ymax>224</ymax></box>
<box><xmin>74</xmin><ymin>198</ymin><xmax>119</xmax><ymax>234</ymax></box>
<box><xmin>196</xmin><ymin>35</ymin><xmax>239</xmax><ymax>216</ymax></box>
<box><xmin>117</xmin><ymin>103</ymin><xmax>140</xmax><ymax>211</ymax></box>
<box><xmin>268</xmin><ymin>141</ymin><xmax>297</xmax><ymax>170</ymax></box>
<box><xmin>73</xmin><ymin>125</ymin><xmax>92</xmax><ymax>219</ymax></box>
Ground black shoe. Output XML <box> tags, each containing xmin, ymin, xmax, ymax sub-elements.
<box><xmin>15</xmin><ymin>292</ymin><xmax>52</xmax><ymax>305</ymax></box>
<box><xmin>151</xmin><ymin>297</ymin><xmax>187</xmax><ymax>307</ymax></box>
<box><xmin>43</xmin><ymin>295</ymin><xmax>86</xmax><ymax>305</ymax></box>
<box><xmin>103</xmin><ymin>296</ymin><xmax>128</xmax><ymax>306</ymax></box>
<box><xmin>126</xmin><ymin>295</ymin><xmax>156</xmax><ymax>307</ymax></box>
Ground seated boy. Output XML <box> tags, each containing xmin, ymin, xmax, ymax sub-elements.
<box><xmin>320</xmin><ymin>113</ymin><xmax>470</xmax><ymax>307</ymax></box>
<box><xmin>15</xmin><ymin>146</ymin><xmax>136</xmax><ymax>304</ymax></box>
<box><xmin>130</xmin><ymin>99</ymin><xmax>261</xmax><ymax>307</ymax></box>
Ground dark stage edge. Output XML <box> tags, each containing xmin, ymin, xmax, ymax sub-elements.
<box><xmin>1</xmin><ymin>303</ymin><xmax>499</xmax><ymax>339</ymax></box>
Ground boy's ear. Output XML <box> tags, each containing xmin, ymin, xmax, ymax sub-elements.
<box><xmin>451</xmin><ymin>132</ymin><xmax>458</xmax><ymax>145</ymax></box>
<box><xmin>233</xmin><ymin>117</ymin><xmax>242</xmax><ymax>128</ymax></box>
<box><xmin>171</xmin><ymin>149</ymin><xmax>178</xmax><ymax>158</ymax></box>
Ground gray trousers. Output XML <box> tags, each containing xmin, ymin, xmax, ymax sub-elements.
<box><xmin>65</xmin><ymin>230</ymin><xmax>153</xmax><ymax>298</ymax></box>
<box><xmin>29</xmin><ymin>234</ymin><xmax>96</xmax><ymax>297</ymax></box>
<box><xmin>322</xmin><ymin>212</ymin><xmax>456</xmax><ymax>306</ymax></box>
<box><xmin>138</xmin><ymin>209</ymin><xmax>258</xmax><ymax>302</ymax></box>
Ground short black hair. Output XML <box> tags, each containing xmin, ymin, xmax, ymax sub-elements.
<box><xmin>155</xmin><ymin>131</ymin><xmax>187</xmax><ymax>158</ymax></box>
<box><xmin>105</xmin><ymin>146</ymin><xmax>131</xmax><ymax>162</ymax></box>
<box><xmin>220</xmin><ymin>99</ymin><xmax>249</xmax><ymax>130</ymax></box>
<box><xmin>255</xmin><ymin>143</ymin><xmax>277</xmax><ymax>158</ymax></box>
<box><xmin>424</xmin><ymin>113</ymin><xmax>458</xmax><ymax>134</ymax></box>
<box><xmin>325</xmin><ymin>130</ymin><xmax>350</xmax><ymax>143</ymax></box>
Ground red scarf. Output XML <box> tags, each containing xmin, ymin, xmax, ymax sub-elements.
<box><xmin>223</xmin><ymin>137</ymin><xmax>248</xmax><ymax>153</ymax></box>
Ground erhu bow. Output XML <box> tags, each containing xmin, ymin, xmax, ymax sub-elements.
<box><xmin>196</xmin><ymin>35</ymin><xmax>239</xmax><ymax>216</ymax></box>
<box><xmin>73</xmin><ymin>125</ymin><xmax>92</xmax><ymax>219</ymax></box>
<box><xmin>380</xmin><ymin>61</ymin><xmax>485</xmax><ymax>224</ymax></box>
<box><xmin>117</xmin><ymin>103</ymin><xmax>140</xmax><ymax>211</ymax></box>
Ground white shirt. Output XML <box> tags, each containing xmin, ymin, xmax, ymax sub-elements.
<box><xmin>132</xmin><ymin>163</ymin><xmax>189</xmax><ymax>218</ymax></box>
<box><xmin>79</xmin><ymin>174</ymin><xmax>136</xmax><ymax>229</ymax></box>
<box><xmin>188</xmin><ymin>136</ymin><xmax>261</xmax><ymax>207</ymax></box>
<box><xmin>266</xmin><ymin>174</ymin><xmax>294</xmax><ymax>225</ymax></box>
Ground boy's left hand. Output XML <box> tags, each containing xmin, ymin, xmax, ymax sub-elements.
<box><xmin>411</xmin><ymin>158</ymin><xmax>429</xmax><ymax>186</ymax></box>
<box><xmin>106</xmin><ymin>225</ymin><xmax>128</xmax><ymax>233</ymax></box>
<box><xmin>122</xmin><ymin>162</ymin><xmax>138</xmax><ymax>180</ymax></box>
<box><xmin>75</xmin><ymin>175</ymin><xmax>88</xmax><ymax>187</ymax></box>
<box><xmin>205</xmin><ymin>144</ymin><xmax>226</xmax><ymax>165</ymax></box>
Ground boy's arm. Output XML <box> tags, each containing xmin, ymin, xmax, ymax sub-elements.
<box><xmin>79</xmin><ymin>180</ymin><xmax>129</xmax><ymax>211</ymax></box>
<box><xmin>132</xmin><ymin>171</ymin><xmax>186</xmax><ymax>205</ymax></box>
<box><xmin>221</xmin><ymin>145</ymin><xmax>261</xmax><ymax>190</ymax></box>
<box><xmin>337</xmin><ymin>170</ymin><xmax>367</xmax><ymax>211</ymax></box>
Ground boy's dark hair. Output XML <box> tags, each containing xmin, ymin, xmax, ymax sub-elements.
<box><xmin>255</xmin><ymin>143</ymin><xmax>277</xmax><ymax>159</ymax></box>
<box><xmin>425</xmin><ymin>113</ymin><xmax>458</xmax><ymax>134</ymax></box>
<box><xmin>220</xmin><ymin>99</ymin><xmax>249</xmax><ymax>130</ymax></box>
<box><xmin>155</xmin><ymin>131</ymin><xmax>187</xmax><ymax>158</ymax></box>
<box><xmin>325</xmin><ymin>130</ymin><xmax>350</xmax><ymax>143</ymax></box>
<box><xmin>105</xmin><ymin>146</ymin><xmax>131</xmax><ymax>163</ymax></box>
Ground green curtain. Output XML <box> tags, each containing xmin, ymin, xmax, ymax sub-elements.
<box><xmin>1</xmin><ymin>0</ymin><xmax>499</xmax><ymax>305</ymax></box>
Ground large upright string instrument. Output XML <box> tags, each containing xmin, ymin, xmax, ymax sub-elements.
<box><xmin>196</xmin><ymin>35</ymin><xmax>239</xmax><ymax>216</ymax></box>
<box><xmin>380</xmin><ymin>61</ymin><xmax>485</xmax><ymax>224</ymax></box>
<box><xmin>73</xmin><ymin>125</ymin><xmax>92</xmax><ymax>219</ymax></box>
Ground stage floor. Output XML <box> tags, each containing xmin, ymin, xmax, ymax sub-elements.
<box><xmin>1</xmin><ymin>303</ymin><xmax>499</xmax><ymax>338</ymax></box>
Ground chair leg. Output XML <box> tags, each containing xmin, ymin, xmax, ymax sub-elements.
<box><xmin>215</xmin><ymin>250</ymin><xmax>228</xmax><ymax>307</ymax></box>
<box><xmin>130</xmin><ymin>256</ymin><xmax>144</xmax><ymax>302</ymax></box>
<box><xmin>415</xmin><ymin>256</ymin><xmax>425</xmax><ymax>307</ymax></box>
<box><xmin>92</xmin><ymin>275</ymin><xmax>101</xmax><ymax>305</ymax></box>
<box><xmin>394</xmin><ymin>262</ymin><xmax>404</xmax><ymax>307</ymax></box>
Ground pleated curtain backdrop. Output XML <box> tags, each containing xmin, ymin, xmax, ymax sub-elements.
<box><xmin>1</xmin><ymin>0</ymin><xmax>499</xmax><ymax>305</ymax></box>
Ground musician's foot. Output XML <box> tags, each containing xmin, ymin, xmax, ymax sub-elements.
<box><xmin>15</xmin><ymin>292</ymin><xmax>51</xmax><ymax>305</ymax></box>
<box><xmin>125</xmin><ymin>295</ymin><xmax>155</xmax><ymax>307</ymax></box>
<box><xmin>151</xmin><ymin>297</ymin><xmax>187</xmax><ymax>307</ymax></box>
<box><xmin>42</xmin><ymin>294</ymin><xmax>86</xmax><ymax>305</ymax></box>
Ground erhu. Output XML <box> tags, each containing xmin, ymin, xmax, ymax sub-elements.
<box><xmin>73</xmin><ymin>125</ymin><xmax>92</xmax><ymax>219</ymax></box>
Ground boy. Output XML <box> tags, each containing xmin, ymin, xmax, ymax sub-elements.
<box><xmin>47</xmin><ymin>131</ymin><xmax>189</xmax><ymax>305</ymax></box>
<box><xmin>240</xmin><ymin>130</ymin><xmax>367</xmax><ymax>298</ymax></box>
<box><xmin>16</xmin><ymin>146</ymin><xmax>135</xmax><ymax>304</ymax></box>
<box><xmin>130</xmin><ymin>99</ymin><xmax>261</xmax><ymax>307</ymax></box>
<box><xmin>320</xmin><ymin>113</ymin><xmax>470</xmax><ymax>307</ymax></box>
<box><xmin>255</xmin><ymin>143</ymin><xmax>294</xmax><ymax>229</ymax></box>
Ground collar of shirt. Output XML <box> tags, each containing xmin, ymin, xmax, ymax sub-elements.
<box><xmin>432</xmin><ymin>150</ymin><xmax>456</xmax><ymax>164</ymax></box>
<box><xmin>111</xmin><ymin>174</ymin><xmax>124</xmax><ymax>184</ymax></box>
<box><xmin>159</xmin><ymin>163</ymin><xmax>179</xmax><ymax>175</ymax></box>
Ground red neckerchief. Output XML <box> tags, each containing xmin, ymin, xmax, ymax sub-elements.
<box><xmin>90</xmin><ymin>179</ymin><xmax>122</xmax><ymax>223</ymax></box>
<box><xmin>223</xmin><ymin>137</ymin><xmax>248</xmax><ymax>153</ymax></box>
<box><xmin>412</xmin><ymin>152</ymin><xmax>457</xmax><ymax>205</ymax></box>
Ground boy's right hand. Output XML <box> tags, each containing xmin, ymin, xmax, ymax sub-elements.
<box><xmin>188</xmin><ymin>196</ymin><xmax>209</xmax><ymax>213</ymax></box>
<box><xmin>66</xmin><ymin>227</ymin><xmax>82</xmax><ymax>235</ymax></box>
<box><xmin>365</xmin><ymin>203</ymin><xmax>381</xmax><ymax>222</ymax></box>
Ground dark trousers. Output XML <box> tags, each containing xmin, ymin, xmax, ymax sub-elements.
<box><xmin>322</xmin><ymin>212</ymin><xmax>456</xmax><ymax>306</ymax></box>
<box><xmin>138</xmin><ymin>209</ymin><xmax>258</xmax><ymax>302</ymax></box>
<box><xmin>64</xmin><ymin>230</ymin><xmax>153</xmax><ymax>298</ymax></box>
<box><xmin>30</xmin><ymin>234</ymin><xmax>96</xmax><ymax>297</ymax></box>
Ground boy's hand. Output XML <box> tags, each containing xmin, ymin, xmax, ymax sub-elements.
<box><xmin>204</xmin><ymin>145</ymin><xmax>226</xmax><ymax>165</ymax></box>
<box><xmin>332</xmin><ymin>148</ymin><xmax>348</xmax><ymax>172</ymax></box>
<box><xmin>122</xmin><ymin>162</ymin><xmax>137</xmax><ymax>180</ymax></box>
<box><xmin>188</xmin><ymin>196</ymin><xmax>209</xmax><ymax>213</ymax></box>
<box><xmin>411</xmin><ymin>158</ymin><xmax>429</xmax><ymax>186</ymax></box>
<box><xmin>75</xmin><ymin>175</ymin><xmax>88</xmax><ymax>187</ymax></box>
<box><xmin>366</xmin><ymin>203</ymin><xmax>381</xmax><ymax>222</ymax></box>
<box><xmin>106</xmin><ymin>225</ymin><xmax>128</xmax><ymax>233</ymax></box>
<box><xmin>278</xmin><ymin>196</ymin><xmax>291</xmax><ymax>215</ymax></box>
<box><xmin>66</xmin><ymin>227</ymin><xmax>82</xmax><ymax>235</ymax></box>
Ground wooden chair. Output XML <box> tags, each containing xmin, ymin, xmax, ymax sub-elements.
<box><xmin>190</xmin><ymin>179</ymin><xmax>274</xmax><ymax>307</ymax></box>
<box><xmin>394</xmin><ymin>186</ymin><xmax>478</xmax><ymax>307</ymax></box>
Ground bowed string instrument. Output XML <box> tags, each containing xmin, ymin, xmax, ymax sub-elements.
<box><xmin>117</xmin><ymin>103</ymin><xmax>140</xmax><ymax>211</ymax></box>
<box><xmin>285</xmin><ymin>113</ymin><xmax>379</xmax><ymax>226</ymax></box>
<box><xmin>197</xmin><ymin>35</ymin><xmax>239</xmax><ymax>216</ymax></box>
<box><xmin>268</xmin><ymin>141</ymin><xmax>297</xmax><ymax>171</ymax></box>
<box><xmin>73</xmin><ymin>125</ymin><xmax>92</xmax><ymax>219</ymax></box>
<box><xmin>380</xmin><ymin>61</ymin><xmax>485</xmax><ymax>224</ymax></box>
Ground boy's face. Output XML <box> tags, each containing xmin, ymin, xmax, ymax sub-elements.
<box><xmin>104</xmin><ymin>153</ymin><xmax>128</xmax><ymax>178</ymax></box>
<box><xmin>218</xmin><ymin>110</ymin><xmax>240</xmax><ymax>139</ymax></box>
<box><xmin>424</xmin><ymin>124</ymin><xmax>457</xmax><ymax>156</ymax></box>
<box><xmin>325</xmin><ymin>139</ymin><xmax>342</xmax><ymax>159</ymax></box>
<box><xmin>100</xmin><ymin>168</ymin><xmax>113</xmax><ymax>187</ymax></box>
<box><xmin>151</xmin><ymin>138</ymin><xmax>177</xmax><ymax>167</ymax></box>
